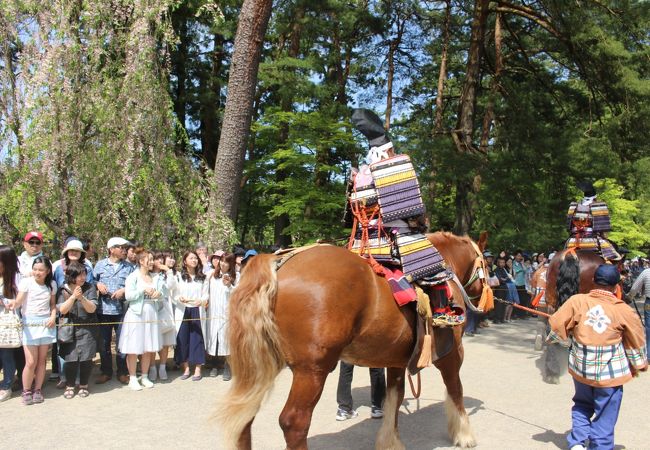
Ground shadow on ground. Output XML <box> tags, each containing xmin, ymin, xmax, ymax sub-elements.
<box><xmin>308</xmin><ymin>396</ymin><xmax>484</xmax><ymax>450</ymax></box>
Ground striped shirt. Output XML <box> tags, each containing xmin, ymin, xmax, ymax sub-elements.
<box><xmin>629</xmin><ymin>268</ymin><xmax>650</xmax><ymax>299</ymax></box>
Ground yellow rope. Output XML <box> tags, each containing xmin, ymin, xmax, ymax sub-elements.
<box><xmin>0</xmin><ymin>315</ymin><xmax>227</xmax><ymax>329</ymax></box>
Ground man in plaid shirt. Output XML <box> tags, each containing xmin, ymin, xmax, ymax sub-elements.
<box><xmin>548</xmin><ymin>264</ymin><xmax>647</xmax><ymax>450</ymax></box>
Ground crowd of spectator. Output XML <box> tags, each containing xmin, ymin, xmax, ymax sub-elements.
<box><xmin>464</xmin><ymin>248</ymin><xmax>650</xmax><ymax>339</ymax></box>
<box><xmin>0</xmin><ymin>231</ymin><xmax>259</xmax><ymax>404</ymax></box>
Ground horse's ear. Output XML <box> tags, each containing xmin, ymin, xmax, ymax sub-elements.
<box><xmin>477</xmin><ymin>231</ymin><xmax>488</xmax><ymax>252</ymax></box>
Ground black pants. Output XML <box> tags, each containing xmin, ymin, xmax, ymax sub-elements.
<box><xmin>336</xmin><ymin>361</ymin><xmax>386</xmax><ymax>411</ymax></box>
<box><xmin>493</xmin><ymin>286</ymin><xmax>507</xmax><ymax>322</ymax></box>
<box><xmin>64</xmin><ymin>360</ymin><xmax>93</xmax><ymax>388</ymax></box>
<box><xmin>516</xmin><ymin>285</ymin><xmax>530</xmax><ymax>318</ymax></box>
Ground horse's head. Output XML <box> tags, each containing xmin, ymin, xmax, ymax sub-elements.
<box><xmin>428</xmin><ymin>232</ymin><xmax>493</xmax><ymax>311</ymax></box>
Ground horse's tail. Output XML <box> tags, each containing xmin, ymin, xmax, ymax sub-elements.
<box><xmin>217</xmin><ymin>254</ymin><xmax>285</xmax><ymax>448</ymax></box>
<box><xmin>556</xmin><ymin>250</ymin><xmax>580</xmax><ymax>307</ymax></box>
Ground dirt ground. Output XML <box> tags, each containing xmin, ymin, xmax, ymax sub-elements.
<box><xmin>3</xmin><ymin>315</ymin><xmax>648</xmax><ymax>449</ymax></box>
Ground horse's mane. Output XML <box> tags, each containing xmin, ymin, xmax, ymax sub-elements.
<box><xmin>428</xmin><ymin>231</ymin><xmax>474</xmax><ymax>245</ymax></box>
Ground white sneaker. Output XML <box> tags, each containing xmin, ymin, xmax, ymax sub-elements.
<box><xmin>148</xmin><ymin>366</ymin><xmax>157</xmax><ymax>382</ymax></box>
<box><xmin>570</xmin><ymin>445</ymin><xmax>586</xmax><ymax>450</ymax></box>
<box><xmin>209</xmin><ymin>368</ymin><xmax>219</xmax><ymax>377</ymax></box>
<box><xmin>128</xmin><ymin>378</ymin><xmax>143</xmax><ymax>391</ymax></box>
<box><xmin>158</xmin><ymin>365</ymin><xmax>168</xmax><ymax>381</ymax></box>
<box><xmin>0</xmin><ymin>389</ymin><xmax>11</xmax><ymax>402</ymax></box>
<box><xmin>140</xmin><ymin>376</ymin><xmax>154</xmax><ymax>388</ymax></box>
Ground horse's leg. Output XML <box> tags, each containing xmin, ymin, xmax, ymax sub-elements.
<box><xmin>434</xmin><ymin>329</ymin><xmax>477</xmax><ymax>448</ymax></box>
<box><xmin>237</xmin><ymin>420</ymin><xmax>253</xmax><ymax>450</ymax></box>
<box><xmin>279</xmin><ymin>368</ymin><xmax>328</xmax><ymax>450</ymax></box>
<box><xmin>376</xmin><ymin>367</ymin><xmax>406</xmax><ymax>450</ymax></box>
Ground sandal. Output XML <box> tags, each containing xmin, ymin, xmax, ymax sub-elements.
<box><xmin>78</xmin><ymin>386</ymin><xmax>89</xmax><ymax>398</ymax></box>
<box><xmin>63</xmin><ymin>387</ymin><xmax>75</xmax><ymax>399</ymax></box>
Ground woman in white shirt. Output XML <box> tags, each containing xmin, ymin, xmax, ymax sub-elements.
<box><xmin>11</xmin><ymin>256</ymin><xmax>57</xmax><ymax>405</ymax></box>
<box><xmin>173</xmin><ymin>251</ymin><xmax>208</xmax><ymax>381</ymax></box>
<box><xmin>205</xmin><ymin>252</ymin><xmax>236</xmax><ymax>380</ymax></box>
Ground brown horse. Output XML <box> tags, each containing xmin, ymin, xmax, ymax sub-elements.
<box><xmin>218</xmin><ymin>232</ymin><xmax>490</xmax><ymax>450</ymax></box>
<box><xmin>545</xmin><ymin>248</ymin><xmax>609</xmax><ymax>309</ymax></box>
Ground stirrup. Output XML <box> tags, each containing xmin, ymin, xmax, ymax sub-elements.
<box><xmin>415</xmin><ymin>268</ymin><xmax>453</xmax><ymax>286</ymax></box>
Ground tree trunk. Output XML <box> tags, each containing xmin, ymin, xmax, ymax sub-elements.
<box><xmin>480</xmin><ymin>12</ymin><xmax>503</xmax><ymax>152</ymax></box>
<box><xmin>434</xmin><ymin>0</ymin><xmax>451</xmax><ymax>133</ymax></box>
<box><xmin>452</xmin><ymin>0</ymin><xmax>491</xmax><ymax>235</ymax></box>
<box><xmin>200</xmin><ymin>32</ymin><xmax>226</xmax><ymax>169</ymax></box>
<box><xmin>209</xmin><ymin>0</ymin><xmax>273</xmax><ymax>222</ymax></box>
<box><xmin>171</xmin><ymin>9</ymin><xmax>189</xmax><ymax>156</ymax></box>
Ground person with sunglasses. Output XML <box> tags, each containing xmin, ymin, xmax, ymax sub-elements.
<box><xmin>18</xmin><ymin>231</ymin><xmax>45</xmax><ymax>278</ymax></box>
<box><xmin>93</xmin><ymin>237</ymin><xmax>134</xmax><ymax>385</ymax></box>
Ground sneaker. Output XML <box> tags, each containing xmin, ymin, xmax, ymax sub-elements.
<box><xmin>0</xmin><ymin>389</ymin><xmax>11</xmax><ymax>402</ymax></box>
<box><xmin>158</xmin><ymin>365</ymin><xmax>168</xmax><ymax>381</ymax></box>
<box><xmin>148</xmin><ymin>366</ymin><xmax>157</xmax><ymax>382</ymax></box>
<box><xmin>370</xmin><ymin>406</ymin><xmax>384</xmax><ymax>419</ymax></box>
<box><xmin>569</xmin><ymin>445</ymin><xmax>586</xmax><ymax>450</ymax></box>
<box><xmin>32</xmin><ymin>389</ymin><xmax>44</xmax><ymax>404</ymax></box>
<box><xmin>22</xmin><ymin>390</ymin><xmax>33</xmax><ymax>406</ymax></box>
<box><xmin>48</xmin><ymin>372</ymin><xmax>59</xmax><ymax>381</ymax></box>
<box><xmin>128</xmin><ymin>378</ymin><xmax>143</xmax><ymax>391</ymax></box>
<box><xmin>336</xmin><ymin>408</ymin><xmax>358</xmax><ymax>421</ymax></box>
<box><xmin>140</xmin><ymin>376</ymin><xmax>154</xmax><ymax>389</ymax></box>
<box><xmin>209</xmin><ymin>368</ymin><xmax>219</xmax><ymax>377</ymax></box>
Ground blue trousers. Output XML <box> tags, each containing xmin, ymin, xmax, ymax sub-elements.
<box><xmin>0</xmin><ymin>348</ymin><xmax>16</xmax><ymax>390</ymax></box>
<box><xmin>568</xmin><ymin>378</ymin><xmax>623</xmax><ymax>450</ymax></box>
<box><xmin>98</xmin><ymin>313</ymin><xmax>127</xmax><ymax>377</ymax></box>
<box><xmin>465</xmin><ymin>309</ymin><xmax>479</xmax><ymax>334</ymax></box>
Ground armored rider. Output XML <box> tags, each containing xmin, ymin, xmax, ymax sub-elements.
<box><xmin>346</xmin><ymin>109</ymin><xmax>462</xmax><ymax>320</ymax></box>
<box><xmin>565</xmin><ymin>181</ymin><xmax>621</xmax><ymax>261</ymax></box>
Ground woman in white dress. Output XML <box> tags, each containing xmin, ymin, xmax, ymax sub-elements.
<box><xmin>173</xmin><ymin>251</ymin><xmax>208</xmax><ymax>381</ymax></box>
<box><xmin>120</xmin><ymin>249</ymin><xmax>163</xmax><ymax>390</ymax></box>
<box><xmin>206</xmin><ymin>252</ymin><xmax>236</xmax><ymax>380</ymax></box>
<box><xmin>147</xmin><ymin>252</ymin><xmax>177</xmax><ymax>381</ymax></box>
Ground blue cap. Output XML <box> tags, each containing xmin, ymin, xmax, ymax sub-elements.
<box><xmin>242</xmin><ymin>249</ymin><xmax>258</xmax><ymax>261</ymax></box>
<box><xmin>594</xmin><ymin>264</ymin><xmax>620</xmax><ymax>286</ymax></box>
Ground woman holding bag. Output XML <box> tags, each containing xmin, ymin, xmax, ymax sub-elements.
<box><xmin>0</xmin><ymin>245</ymin><xmax>21</xmax><ymax>402</ymax></box>
<box><xmin>56</xmin><ymin>261</ymin><xmax>99</xmax><ymax>399</ymax></box>
<box><xmin>119</xmin><ymin>249</ymin><xmax>163</xmax><ymax>391</ymax></box>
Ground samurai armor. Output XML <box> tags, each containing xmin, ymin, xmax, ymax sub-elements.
<box><xmin>565</xmin><ymin>236</ymin><xmax>620</xmax><ymax>261</ymax></box>
<box><xmin>349</xmin><ymin>226</ymin><xmax>394</xmax><ymax>263</ymax></box>
<box><xmin>590</xmin><ymin>201</ymin><xmax>611</xmax><ymax>232</ymax></box>
<box><xmin>395</xmin><ymin>232</ymin><xmax>445</xmax><ymax>280</ymax></box>
<box><xmin>370</xmin><ymin>155</ymin><xmax>426</xmax><ymax>222</ymax></box>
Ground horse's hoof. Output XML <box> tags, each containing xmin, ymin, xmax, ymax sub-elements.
<box><xmin>453</xmin><ymin>434</ymin><xmax>477</xmax><ymax>448</ymax></box>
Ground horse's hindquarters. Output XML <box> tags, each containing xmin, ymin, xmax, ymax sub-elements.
<box><xmin>273</xmin><ymin>246</ymin><xmax>415</xmax><ymax>370</ymax></box>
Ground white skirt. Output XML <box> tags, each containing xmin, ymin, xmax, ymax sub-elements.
<box><xmin>160</xmin><ymin>328</ymin><xmax>176</xmax><ymax>347</ymax></box>
<box><xmin>119</xmin><ymin>302</ymin><xmax>162</xmax><ymax>354</ymax></box>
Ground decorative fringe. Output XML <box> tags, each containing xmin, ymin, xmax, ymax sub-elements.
<box><xmin>415</xmin><ymin>286</ymin><xmax>432</xmax><ymax>318</ymax></box>
<box><xmin>477</xmin><ymin>284</ymin><xmax>493</xmax><ymax>312</ymax></box>
<box><xmin>417</xmin><ymin>331</ymin><xmax>432</xmax><ymax>369</ymax></box>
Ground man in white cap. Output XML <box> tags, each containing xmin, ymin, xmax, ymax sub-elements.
<box><xmin>93</xmin><ymin>237</ymin><xmax>134</xmax><ymax>384</ymax></box>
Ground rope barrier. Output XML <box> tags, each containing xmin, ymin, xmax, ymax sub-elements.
<box><xmin>492</xmin><ymin>296</ymin><xmax>551</xmax><ymax>318</ymax></box>
<box><xmin>0</xmin><ymin>314</ymin><xmax>227</xmax><ymax>329</ymax></box>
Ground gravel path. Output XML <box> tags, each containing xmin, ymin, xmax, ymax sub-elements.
<box><xmin>4</xmin><ymin>317</ymin><xmax>647</xmax><ymax>449</ymax></box>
